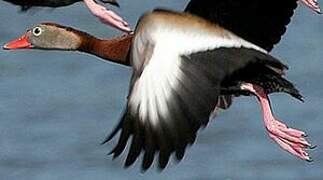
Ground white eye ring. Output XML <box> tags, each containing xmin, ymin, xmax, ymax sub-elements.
<box><xmin>32</xmin><ymin>27</ymin><xmax>42</xmax><ymax>36</ymax></box>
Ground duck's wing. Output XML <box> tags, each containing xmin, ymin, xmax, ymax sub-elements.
<box><xmin>103</xmin><ymin>10</ymin><xmax>288</xmax><ymax>170</ymax></box>
<box><xmin>184</xmin><ymin>0</ymin><xmax>300</xmax><ymax>51</ymax></box>
<box><xmin>105</xmin><ymin>47</ymin><xmax>287</xmax><ymax>171</ymax></box>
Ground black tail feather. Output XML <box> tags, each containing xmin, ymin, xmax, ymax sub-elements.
<box><xmin>250</xmin><ymin>73</ymin><xmax>304</xmax><ymax>102</ymax></box>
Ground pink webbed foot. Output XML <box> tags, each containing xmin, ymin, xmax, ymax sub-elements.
<box><xmin>265</xmin><ymin>116</ymin><xmax>314</xmax><ymax>161</ymax></box>
<box><xmin>241</xmin><ymin>83</ymin><xmax>315</xmax><ymax>161</ymax></box>
<box><xmin>83</xmin><ymin>0</ymin><xmax>132</xmax><ymax>33</ymax></box>
<box><xmin>301</xmin><ymin>0</ymin><xmax>321</xmax><ymax>14</ymax></box>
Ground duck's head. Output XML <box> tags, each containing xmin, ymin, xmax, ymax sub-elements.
<box><xmin>3</xmin><ymin>22</ymin><xmax>133</xmax><ymax>65</ymax></box>
<box><xmin>3</xmin><ymin>23</ymin><xmax>94</xmax><ymax>51</ymax></box>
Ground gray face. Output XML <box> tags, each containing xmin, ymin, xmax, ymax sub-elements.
<box><xmin>27</xmin><ymin>24</ymin><xmax>81</xmax><ymax>50</ymax></box>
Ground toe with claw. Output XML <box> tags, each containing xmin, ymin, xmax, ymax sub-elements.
<box><xmin>241</xmin><ymin>82</ymin><xmax>314</xmax><ymax>161</ymax></box>
<box><xmin>266</xmin><ymin>118</ymin><xmax>314</xmax><ymax>161</ymax></box>
<box><xmin>301</xmin><ymin>0</ymin><xmax>321</xmax><ymax>14</ymax></box>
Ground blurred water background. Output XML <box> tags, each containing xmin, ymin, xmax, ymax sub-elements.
<box><xmin>0</xmin><ymin>0</ymin><xmax>322</xmax><ymax>179</ymax></box>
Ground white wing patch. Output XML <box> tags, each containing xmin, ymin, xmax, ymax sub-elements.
<box><xmin>129</xmin><ymin>45</ymin><xmax>182</xmax><ymax>126</ymax></box>
<box><xmin>129</xmin><ymin>11</ymin><xmax>268</xmax><ymax>127</ymax></box>
<box><xmin>153</xmin><ymin>28</ymin><xmax>267</xmax><ymax>56</ymax></box>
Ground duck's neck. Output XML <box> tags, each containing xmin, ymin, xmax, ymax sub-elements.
<box><xmin>78</xmin><ymin>34</ymin><xmax>133</xmax><ymax>66</ymax></box>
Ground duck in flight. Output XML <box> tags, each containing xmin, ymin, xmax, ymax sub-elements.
<box><xmin>3</xmin><ymin>9</ymin><xmax>315</xmax><ymax>170</ymax></box>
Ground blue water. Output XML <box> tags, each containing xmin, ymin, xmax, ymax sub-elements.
<box><xmin>0</xmin><ymin>1</ymin><xmax>322</xmax><ymax>179</ymax></box>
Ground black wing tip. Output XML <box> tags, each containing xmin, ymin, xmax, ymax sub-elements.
<box><xmin>101</xmin><ymin>131</ymin><xmax>118</xmax><ymax>145</ymax></box>
<box><xmin>101</xmin><ymin>122</ymin><xmax>123</xmax><ymax>145</ymax></box>
<box><xmin>141</xmin><ymin>164</ymin><xmax>152</xmax><ymax>172</ymax></box>
<box><xmin>141</xmin><ymin>162</ymin><xmax>167</xmax><ymax>173</ymax></box>
<box><xmin>124</xmin><ymin>161</ymin><xmax>134</xmax><ymax>168</ymax></box>
<box><xmin>157</xmin><ymin>164</ymin><xmax>167</xmax><ymax>172</ymax></box>
<box><xmin>140</xmin><ymin>163</ymin><xmax>150</xmax><ymax>172</ymax></box>
<box><xmin>107</xmin><ymin>148</ymin><xmax>119</xmax><ymax>159</ymax></box>
<box><xmin>101</xmin><ymin>109</ymin><xmax>129</xmax><ymax>145</ymax></box>
<box><xmin>101</xmin><ymin>136</ymin><xmax>111</xmax><ymax>145</ymax></box>
<box><xmin>142</xmin><ymin>151</ymin><xmax>155</xmax><ymax>171</ymax></box>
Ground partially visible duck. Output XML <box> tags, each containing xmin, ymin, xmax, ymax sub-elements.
<box><xmin>3</xmin><ymin>9</ymin><xmax>314</xmax><ymax>170</ymax></box>
<box><xmin>1</xmin><ymin>0</ymin><xmax>131</xmax><ymax>32</ymax></box>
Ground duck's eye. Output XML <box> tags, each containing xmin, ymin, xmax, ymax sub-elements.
<box><xmin>32</xmin><ymin>27</ymin><xmax>42</xmax><ymax>36</ymax></box>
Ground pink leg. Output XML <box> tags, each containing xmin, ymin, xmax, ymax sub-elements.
<box><xmin>301</xmin><ymin>0</ymin><xmax>321</xmax><ymax>14</ymax></box>
<box><xmin>83</xmin><ymin>0</ymin><xmax>132</xmax><ymax>32</ymax></box>
<box><xmin>241</xmin><ymin>83</ymin><xmax>314</xmax><ymax>161</ymax></box>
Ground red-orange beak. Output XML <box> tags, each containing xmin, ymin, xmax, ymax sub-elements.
<box><xmin>3</xmin><ymin>34</ymin><xmax>33</xmax><ymax>50</ymax></box>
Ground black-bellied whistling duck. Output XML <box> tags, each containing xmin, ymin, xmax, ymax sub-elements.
<box><xmin>3</xmin><ymin>9</ymin><xmax>314</xmax><ymax>170</ymax></box>
<box><xmin>116</xmin><ymin>10</ymin><xmax>313</xmax><ymax>169</ymax></box>
<box><xmin>1</xmin><ymin>0</ymin><xmax>131</xmax><ymax>32</ymax></box>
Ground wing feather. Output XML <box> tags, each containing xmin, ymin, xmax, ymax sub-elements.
<box><xmin>185</xmin><ymin>0</ymin><xmax>298</xmax><ymax>51</ymax></box>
